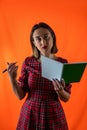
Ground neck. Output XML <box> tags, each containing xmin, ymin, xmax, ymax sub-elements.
<box><xmin>40</xmin><ymin>54</ymin><xmax>57</xmax><ymax>60</ymax></box>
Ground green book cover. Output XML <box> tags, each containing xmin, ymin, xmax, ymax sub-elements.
<box><xmin>62</xmin><ymin>63</ymin><xmax>87</xmax><ymax>84</ymax></box>
<box><xmin>41</xmin><ymin>56</ymin><xmax>87</xmax><ymax>84</ymax></box>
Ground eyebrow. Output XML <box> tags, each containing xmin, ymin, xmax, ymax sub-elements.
<box><xmin>34</xmin><ymin>33</ymin><xmax>49</xmax><ymax>39</ymax></box>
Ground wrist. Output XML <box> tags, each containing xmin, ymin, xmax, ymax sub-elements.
<box><xmin>10</xmin><ymin>77</ymin><xmax>17</xmax><ymax>84</ymax></box>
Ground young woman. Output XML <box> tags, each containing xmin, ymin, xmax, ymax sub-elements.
<box><xmin>7</xmin><ymin>22</ymin><xmax>72</xmax><ymax>130</ymax></box>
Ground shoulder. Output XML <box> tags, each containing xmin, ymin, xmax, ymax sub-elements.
<box><xmin>56</xmin><ymin>57</ymin><xmax>68</xmax><ymax>63</ymax></box>
<box><xmin>23</xmin><ymin>55</ymin><xmax>35</xmax><ymax>65</ymax></box>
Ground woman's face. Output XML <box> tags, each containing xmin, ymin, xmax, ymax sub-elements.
<box><xmin>32</xmin><ymin>27</ymin><xmax>54</xmax><ymax>57</ymax></box>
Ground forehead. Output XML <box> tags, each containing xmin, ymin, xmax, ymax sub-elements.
<box><xmin>32</xmin><ymin>28</ymin><xmax>51</xmax><ymax>37</ymax></box>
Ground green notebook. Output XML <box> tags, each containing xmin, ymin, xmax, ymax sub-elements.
<box><xmin>41</xmin><ymin>56</ymin><xmax>87</xmax><ymax>84</ymax></box>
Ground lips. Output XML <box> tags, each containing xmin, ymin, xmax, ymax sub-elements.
<box><xmin>42</xmin><ymin>46</ymin><xmax>47</xmax><ymax>49</ymax></box>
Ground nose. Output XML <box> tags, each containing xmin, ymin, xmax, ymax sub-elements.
<box><xmin>41</xmin><ymin>38</ymin><xmax>46</xmax><ymax>46</ymax></box>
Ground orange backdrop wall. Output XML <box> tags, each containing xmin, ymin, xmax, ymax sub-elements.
<box><xmin>0</xmin><ymin>0</ymin><xmax>87</xmax><ymax>130</ymax></box>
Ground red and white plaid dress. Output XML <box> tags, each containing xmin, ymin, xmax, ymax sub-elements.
<box><xmin>16</xmin><ymin>56</ymin><xmax>72</xmax><ymax>130</ymax></box>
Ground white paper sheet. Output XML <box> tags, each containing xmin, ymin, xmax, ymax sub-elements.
<box><xmin>41</xmin><ymin>56</ymin><xmax>64</xmax><ymax>81</ymax></box>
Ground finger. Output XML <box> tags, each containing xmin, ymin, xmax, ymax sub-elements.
<box><xmin>52</xmin><ymin>79</ymin><xmax>60</xmax><ymax>91</ymax></box>
<box><xmin>61</xmin><ymin>79</ymin><xmax>65</xmax><ymax>88</ymax></box>
<box><xmin>7</xmin><ymin>62</ymin><xmax>9</xmax><ymax>65</ymax></box>
<box><xmin>52</xmin><ymin>80</ymin><xmax>60</xmax><ymax>95</ymax></box>
<box><xmin>8</xmin><ymin>65</ymin><xmax>18</xmax><ymax>72</ymax></box>
<box><xmin>52</xmin><ymin>80</ymin><xmax>57</xmax><ymax>88</ymax></box>
<box><xmin>55</xmin><ymin>79</ymin><xmax>61</xmax><ymax>87</ymax></box>
<box><xmin>7</xmin><ymin>62</ymin><xmax>17</xmax><ymax>70</ymax></box>
<box><xmin>54</xmin><ymin>79</ymin><xmax>63</xmax><ymax>91</ymax></box>
<box><xmin>10</xmin><ymin>66</ymin><xmax>18</xmax><ymax>73</ymax></box>
<box><xmin>52</xmin><ymin>79</ymin><xmax>56</xmax><ymax>86</ymax></box>
<box><xmin>13</xmin><ymin>66</ymin><xmax>18</xmax><ymax>71</ymax></box>
<box><xmin>7</xmin><ymin>62</ymin><xmax>17</xmax><ymax>66</ymax></box>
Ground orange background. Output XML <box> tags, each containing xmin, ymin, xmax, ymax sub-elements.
<box><xmin>0</xmin><ymin>0</ymin><xmax>87</xmax><ymax>130</ymax></box>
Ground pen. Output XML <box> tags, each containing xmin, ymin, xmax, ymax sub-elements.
<box><xmin>2</xmin><ymin>68</ymin><xmax>8</xmax><ymax>73</ymax></box>
<box><xmin>2</xmin><ymin>62</ymin><xmax>17</xmax><ymax>73</ymax></box>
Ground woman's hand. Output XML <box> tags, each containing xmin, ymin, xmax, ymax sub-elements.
<box><xmin>52</xmin><ymin>79</ymin><xmax>65</xmax><ymax>94</ymax></box>
<box><xmin>7</xmin><ymin>62</ymin><xmax>18</xmax><ymax>80</ymax></box>
<box><xmin>52</xmin><ymin>79</ymin><xmax>70</xmax><ymax>102</ymax></box>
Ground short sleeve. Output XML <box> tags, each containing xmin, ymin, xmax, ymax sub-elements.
<box><xmin>17</xmin><ymin>57</ymin><xmax>29</xmax><ymax>92</ymax></box>
<box><xmin>64</xmin><ymin>84</ymin><xmax>72</xmax><ymax>94</ymax></box>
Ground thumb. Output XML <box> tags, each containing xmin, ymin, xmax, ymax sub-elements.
<box><xmin>61</xmin><ymin>79</ymin><xmax>65</xmax><ymax>88</ymax></box>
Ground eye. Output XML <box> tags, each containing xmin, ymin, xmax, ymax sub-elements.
<box><xmin>35</xmin><ymin>37</ymin><xmax>41</xmax><ymax>42</ymax></box>
<box><xmin>44</xmin><ymin>34</ymin><xmax>49</xmax><ymax>40</ymax></box>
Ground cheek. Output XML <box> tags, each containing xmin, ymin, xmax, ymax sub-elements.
<box><xmin>36</xmin><ymin>45</ymin><xmax>41</xmax><ymax>51</ymax></box>
<box><xmin>49</xmin><ymin>40</ymin><xmax>53</xmax><ymax>48</ymax></box>
<box><xmin>34</xmin><ymin>42</ymin><xmax>39</xmax><ymax>48</ymax></box>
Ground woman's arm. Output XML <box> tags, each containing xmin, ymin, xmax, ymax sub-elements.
<box><xmin>7</xmin><ymin>62</ymin><xmax>26</xmax><ymax>100</ymax></box>
<box><xmin>10</xmin><ymin>78</ymin><xmax>26</xmax><ymax>100</ymax></box>
<box><xmin>57</xmin><ymin>89</ymin><xmax>70</xmax><ymax>102</ymax></box>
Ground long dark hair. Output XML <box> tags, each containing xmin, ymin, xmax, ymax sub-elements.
<box><xmin>30</xmin><ymin>22</ymin><xmax>58</xmax><ymax>59</ymax></box>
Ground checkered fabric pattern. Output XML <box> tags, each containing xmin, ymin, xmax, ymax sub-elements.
<box><xmin>16</xmin><ymin>56</ymin><xmax>72</xmax><ymax>130</ymax></box>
